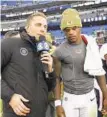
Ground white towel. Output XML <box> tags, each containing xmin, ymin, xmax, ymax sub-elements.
<box><xmin>83</xmin><ymin>35</ymin><xmax>105</xmax><ymax>76</ymax></box>
<box><xmin>100</xmin><ymin>43</ymin><xmax>107</xmax><ymax>60</ymax></box>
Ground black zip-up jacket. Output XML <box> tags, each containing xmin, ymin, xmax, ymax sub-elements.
<box><xmin>1</xmin><ymin>30</ymin><xmax>56</xmax><ymax>117</ymax></box>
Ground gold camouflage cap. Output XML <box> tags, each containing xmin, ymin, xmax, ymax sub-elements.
<box><xmin>60</xmin><ymin>8</ymin><xmax>82</xmax><ymax>30</ymax></box>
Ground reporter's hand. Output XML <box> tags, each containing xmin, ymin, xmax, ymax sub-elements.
<box><xmin>102</xmin><ymin>98</ymin><xmax>107</xmax><ymax>115</ymax></box>
<box><xmin>41</xmin><ymin>53</ymin><xmax>53</xmax><ymax>73</ymax></box>
<box><xmin>9</xmin><ymin>94</ymin><xmax>30</xmax><ymax>116</ymax></box>
<box><xmin>56</xmin><ymin>105</ymin><xmax>66</xmax><ymax>117</ymax></box>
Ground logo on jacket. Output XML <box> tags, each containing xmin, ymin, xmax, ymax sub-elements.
<box><xmin>20</xmin><ymin>48</ymin><xmax>28</xmax><ymax>56</ymax></box>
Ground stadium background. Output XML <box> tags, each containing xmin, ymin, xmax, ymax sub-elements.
<box><xmin>1</xmin><ymin>0</ymin><xmax>107</xmax><ymax>117</ymax></box>
<box><xmin>1</xmin><ymin>0</ymin><xmax>107</xmax><ymax>45</ymax></box>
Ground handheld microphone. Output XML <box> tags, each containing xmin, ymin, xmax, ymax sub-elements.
<box><xmin>36</xmin><ymin>36</ymin><xmax>50</xmax><ymax>78</ymax></box>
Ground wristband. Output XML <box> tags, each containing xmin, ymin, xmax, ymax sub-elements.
<box><xmin>55</xmin><ymin>100</ymin><xmax>61</xmax><ymax>107</ymax></box>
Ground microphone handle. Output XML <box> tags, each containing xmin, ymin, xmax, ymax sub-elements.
<box><xmin>42</xmin><ymin>63</ymin><xmax>49</xmax><ymax>78</ymax></box>
<box><xmin>41</xmin><ymin>51</ymin><xmax>49</xmax><ymax>78</ymax></box>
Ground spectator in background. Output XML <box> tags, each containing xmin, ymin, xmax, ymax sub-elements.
<box><xmin>100</xmin><ymin>43</ymin><xmax>107</xmax><ymax>117</ymax></box>
<box><xmin>94</xmin><ymin>78</ymin><xmax>103</xmax><ymax>117</ymax></box>
<box><xmin>100</xmin><ymin>43</ymin><xmax>107</xmax><ymax>83</ymax></box>
<box><xmin>45</xmin><ymin>32</ymin><xmax>64</xmax><ymax>117</ymax></box>
<box><xmin>45</xmin><ymin>32</ymin><xmax>56</xmax><ymax>117</ymax></box>
<box><xmin>53</xmin><ymin>8</ymin><xmax>107</xmax><ymax>117</ymax></box>
<box><xmin>46</xmin><ymin>32</ymin><xmax>56</xmax><ymax>55</ymax></box>
<box><xmin>1</xmin><ymin>12</ymin><xmax>56</xmax><ymax>117</ymax></box>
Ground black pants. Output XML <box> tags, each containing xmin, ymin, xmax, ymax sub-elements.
<box><xmin>45</xmin><ymin>101</ymin><xmax>55</xmax><ymax>117</ymax></box>
<box><xmin>98</xmin><ymin>111</ymin><xmax>103</xmax><ymax>117</ymax></box>
<box><xmin>95</xmin><ymin>88</ymin><xmax>103</xmax><ymax>117</ymax></box>
<box><xmin>3</xmin><ymin>113</ymin><xmax>32</xmax><ymax>117</ymax></box>
<box><xmin>3</xmin><ymin>113</ymin><xmax>18</xmax><ymax>117</ymax></box>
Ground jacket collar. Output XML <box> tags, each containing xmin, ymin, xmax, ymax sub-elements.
<box><xmin>20</xmin><ymin>28</ymin><xmax>38</xmax><ymax>52</ymax></box>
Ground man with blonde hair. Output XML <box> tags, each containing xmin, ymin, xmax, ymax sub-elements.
<box><xmin>1</xmin><ymin>12</ymin><xmax>56</xmax><ymax>117</ymax></box>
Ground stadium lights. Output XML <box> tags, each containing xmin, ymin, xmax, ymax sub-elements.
<box><xmin>91</xmin><ymin>18</ymin><xmax>94</xmax><ymax>21</ymax></box>
<box><xmin>60</xmin><ymin>6</ymin><xmax>62</xmax><ymax>10</ymax></box>
<box><xmin>88</xmin><ymin>18</ymin><xmax>91</xmax><ymax>22</ymax></box>
<box><xmin>22</xmin><ymin>12</ymin><xmax>27</xmax><ymax>15</ymax></box>
<box><xmin>95</xmin><ymin>17</ymin><xmax>98</xmax><ymax>21</ymax></box>
<box><xmin>83</xmin><ymin>19</ymin><xmax>87</xmax><ymax>22</ymax></box>
<box><xmin>43</xmin><ymin>9</ymin><xmax>47</xmax><ymax>12</ymax></box>
<box><xmin>6</xmin><ymin>14</ymin><xmax>16</xmax><ymax>17</ymax></box>
<box><xmin>103</xmin><ymin>16</ymin><xmax>106</xmax><ymax>20</ymax></box>
<box><xmin>2</xmin><ymin>28</ymin><xmax>9</xmax><ymax>31</ymax></box>
<box><xmin>35</xmin><ymin>10</ymin><xmax>38</xmax><ymax>13</ymax></box>
<box><xmin>98</xmin><ymin>16</ymin><xmax>102</xmax><ymax>21</ymax></box>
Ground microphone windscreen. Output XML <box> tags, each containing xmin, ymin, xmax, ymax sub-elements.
<box><xmin>36</xmin><ymin>36</ymin><xmax>49</xmax><ymax>52</ymax></box>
